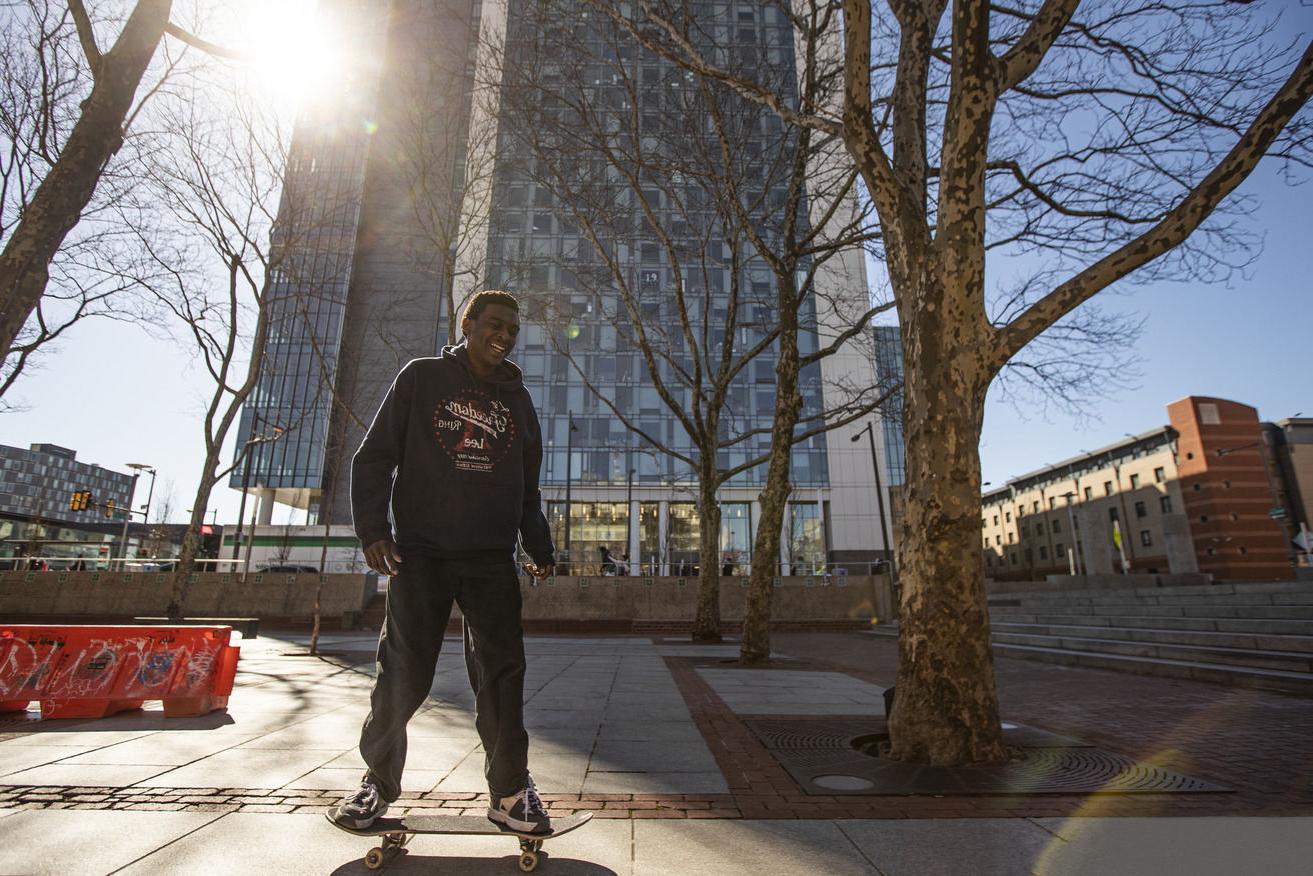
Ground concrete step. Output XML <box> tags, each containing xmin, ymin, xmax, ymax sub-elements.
<box><xmin>991</xmin><ymin>642</ymin><xmax>1313</xmax><ymax>696</ymax></box>
<box><xmin>990</xmin><ymin>631</ymin><xmax>1313</xmax><ymax>674</ymax></box>
<box><xmin>994</xmin><ymin>591</ymin><xmax>1313</xmax><ymax>609</ymax></box>
<box><xmin>990</xmin><ymin>603</ymin><xmax>1313</xmax><ymax>620</ymax></box>
<box><xmin>988</xmin><ymin>581</ymin><xmax>1312</xmax><ymax>601</ymax></box>
<box><xmin>991</xmin><ymin>612</ymin><xmax>1313</xmax><ymax>636</ymax></box>
<box><xmin>991</xmin><ymin>620</ymin><xmax>1313</xmax><ymax>654</ymax></box>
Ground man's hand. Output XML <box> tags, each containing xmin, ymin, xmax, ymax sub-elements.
<box><xmin>524</xmin><ymin>562</ymin><xmax>555</xmax><ymax>582</ymax></box>
<box><xmin>364</xmin><ymin>538</ymin><xmax>403</xmax><ymax>577</ymax></box>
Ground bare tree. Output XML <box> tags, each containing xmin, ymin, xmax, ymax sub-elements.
<box><xmin>494</xmin><ymin>0</ymin><xmax>891</xmax><ymax>641</ymax></box>
<box><xmin>0</xmin><ymin>0</ymin><xmax>175</xmax><ymax>405</ymax></box>
<box><xmin>596</xmin><ymin>0</ymin><xmax>1313</xmax><ymax>764</ymax></box>
<box><xmin>114</xmin><ymin>49</ymin><xmax>333</xmax><ymax>617</ymax></box>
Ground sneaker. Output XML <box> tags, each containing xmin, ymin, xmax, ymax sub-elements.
<box><xmin>332</xmin><ymin>779</ymin><xmax>389</xmax><ymax>829</ymax></box>
<box><xmin>487</xmin><ymin>778</ymin><xmax>551</xmax><ymax>834</ymax></box>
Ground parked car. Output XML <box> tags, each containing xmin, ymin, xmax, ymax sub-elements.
<box><xmin>257</xmin><ymin>564</ymin><xmax>319</xmax><ymax>573</ymax></box>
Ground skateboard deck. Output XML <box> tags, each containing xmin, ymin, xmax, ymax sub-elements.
<box><xmin>326</xmin><ymin>808</ymin><xmax>593</xmax><ymax>872</ymax></box>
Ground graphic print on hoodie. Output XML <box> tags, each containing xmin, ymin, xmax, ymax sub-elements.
<box><xmin>350</xmin><ymin>343</ymin><xmax>555</xmax><ymax>567</ymax></box>
<box><xmin>434</xmin><ymin>392</ymin><xmax>516</xmax><ymax>474</ymax></box>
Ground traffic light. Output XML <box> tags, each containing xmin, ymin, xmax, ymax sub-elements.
<box><xmin>69</xmin><ymin>490</ymin><xmax>90</xmax><ymax>512</ymax></box>
<box><xmin>105</xmin><ymin>499</ymin><xmax>115</xmax><ymax>518</ymax></box>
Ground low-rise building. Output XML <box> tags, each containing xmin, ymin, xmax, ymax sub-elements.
<box><xmin>982</xmin><ymin>396</ymin><xmax>1300</xmax><ymax>582</ymax></box>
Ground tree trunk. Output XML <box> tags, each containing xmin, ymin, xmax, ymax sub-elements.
<box><xmin>0</xmin><ymin>0</ymin><xmax>172</xmax><ymax>366</ymax></box>
<box><xmin>691</xmin><ymin>468</ymin><xmax>723</xmax><ymax>642</ymax></box>
<box><xmin>740</xmin><ymin>317</ymin><xmax>802</xmax><ymax>663</ymax></box>
<box><xmin>886</xmin><ymin>277</ymin><xmax>1006</xmax><ymax>764</ymax></box>
<box><xmin>166</xmin><ymin>476</ymin><xmax>218</xmax><ymax>619</ymax></box>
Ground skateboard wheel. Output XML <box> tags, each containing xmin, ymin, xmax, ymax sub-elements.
<box><xmin>518</xmin><ymin>850</ymin><xmax>539</xmax><ymax>872</ymax></box>
<box><xmin>365</xmin><ymin>847</ymin><xmax>385</xmax><ymax>870</ymax></box>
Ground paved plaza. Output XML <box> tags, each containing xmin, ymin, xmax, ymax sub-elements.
<box><xmin>2</xmin><ymin>630</ymin><xmax>1311</xmax><ymax>874</ymax></box>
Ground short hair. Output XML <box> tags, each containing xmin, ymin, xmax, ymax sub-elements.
<box><xmin>462</xmin><ymin>290</ymin><xmax>519</xmax><ymax>325</ymax></box>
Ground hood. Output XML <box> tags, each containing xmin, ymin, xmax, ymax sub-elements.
<box><xmin>443</xmin><ymin>341</ymin><xmax>524</xmax><ymax>389</ymax></box>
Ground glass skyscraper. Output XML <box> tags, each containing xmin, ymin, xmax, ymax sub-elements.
<box><xmin>235</xmin><ymin>0</ymin><xmax>893</xmax><ymax>573</ymax></box>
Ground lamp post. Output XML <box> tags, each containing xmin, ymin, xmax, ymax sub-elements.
<box><xmin>116</xmin><ymin>470</ymin><xmax>141</xmax><ymax>571</ymax></box>
<box><xmin>564</xmin><ymin>411</ymin><xmax>577</xmax><ymax>573</ymax></box>
<box><xmin>1061</xmin><ymin>491</ymin><xmax>1082</xmax><ymax>575</ymax></box>
<box><xmin>232</xmin><ymin>420</ymin><xmax>285</xmax><ymax>576</ymax></box>
<box><xmin>851</xmin><ymin>422</ymin><xmax>896</xmax><ymax>591</ymax></box>
<box><xmin>626</xmin><ymin>464</ymin><xmax>635</xmax><ymax>576</ymax></box>
<box><xmin>126</xmin><ymin>464</ymin><xmax>158</xmax><ymax>525</ymax></box>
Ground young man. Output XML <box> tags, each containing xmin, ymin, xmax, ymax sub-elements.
<box><xmin>332</xmin><ymin>290</ymin><xmax>555</xmax><ymax>833</ymax></box>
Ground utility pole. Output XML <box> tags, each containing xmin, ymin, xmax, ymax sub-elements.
<box><xmin>564</xmin><ymin>411</ymin><xmax>576</xmax><ymax>574</ymax></box>
<box><xmin>117</xmin><ymin>472</ymin><xmax>140</xmax><ymax>571</ymax></box>
<box><xmin>852</xmin><ymin>422</ymin><xmax>897</xmax><ymax>595</ymax></box>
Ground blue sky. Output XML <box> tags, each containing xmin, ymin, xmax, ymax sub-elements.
<box><xmin>978</xmin><ymin>161</ymin><xmax>1308</xmax><ymax>488</ymax></box>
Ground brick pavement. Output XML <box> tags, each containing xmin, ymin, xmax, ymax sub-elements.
<box><xmin>772</xmin><ymin>631</ymin><xmax>1313</xmax><ymax>816</ymax></box>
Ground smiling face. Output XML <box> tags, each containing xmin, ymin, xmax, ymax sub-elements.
<box><xmin>462</xmin><ymin>302</ymin><xmax>520</xmax><ymax>379</ymax></box>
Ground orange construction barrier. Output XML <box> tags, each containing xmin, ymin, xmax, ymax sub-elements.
<box><xmin>0</xmin><ymin>625</ymin><xmax>240</xmax><ymax>719</ymax></box>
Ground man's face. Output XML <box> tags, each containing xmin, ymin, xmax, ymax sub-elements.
<box><xmin>463</xmin><ymin>303</ymin><xmax>520</xmax><ymax>374</ymax></box>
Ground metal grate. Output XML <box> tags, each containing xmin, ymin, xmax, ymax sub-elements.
<box><xmin>744</xmin><ymin>717</ymin><xmax>1230</xmax><ymax>796</ymax></box>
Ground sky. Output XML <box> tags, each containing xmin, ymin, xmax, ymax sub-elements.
<box><xmin>1</xmin><ymin>3</ymin><xmax>1309</xmax><ymax>527</ymax></box>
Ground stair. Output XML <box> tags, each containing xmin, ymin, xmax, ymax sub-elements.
<box><xmin>868</xmin><ymin>580</ymin><xmax>1313</xmax><ymax>695</ymax></box>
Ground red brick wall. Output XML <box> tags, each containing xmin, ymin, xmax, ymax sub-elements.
<box><xmin>1168</xmin><ymin>397</ymin><xmax>1292</xmax><ymax>580</ymax></box>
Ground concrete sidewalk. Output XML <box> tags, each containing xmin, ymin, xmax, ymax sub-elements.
<box><xmin>2</xmin><ymin>632</ymin><xmax>1311</xmax><ymax>874</ymax></box>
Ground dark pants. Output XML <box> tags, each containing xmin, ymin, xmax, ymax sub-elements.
<box><xmin>359</xmin><ymin>554</ymin><xmax>529</xmax><ymax>803</ymax></box>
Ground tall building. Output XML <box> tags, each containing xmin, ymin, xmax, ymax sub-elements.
<box><xmin>236</xmin><ymin>0</ymin><xmax>893</xmax><ymax>573</ymax></box>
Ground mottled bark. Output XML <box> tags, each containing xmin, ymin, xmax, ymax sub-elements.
<box><xmin>740</xmin><ymin>307</ymin><xmax>802</xmax><ymax>663</ymax></box>
<box><xmin>886</xmin><ymin>267</ymin><xmax>1005</xmax><ymax>764</ymax></box>
<box><xmin>691</xmin><ymin>469</ymin><xmax>723</xmax><ymax>642</ymax></box>
<box><xmin>0</xmin><ymin>0</ymin><xmax>173</xmax><ymax>365</ymax></box>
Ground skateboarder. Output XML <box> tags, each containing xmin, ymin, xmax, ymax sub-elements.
<box><xmin>333</xmin><ymin>290</ymin><xmax>555</xmax><ymax>834</ymax></box>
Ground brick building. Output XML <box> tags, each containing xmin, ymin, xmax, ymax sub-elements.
<box><xmin>982</xmin><ymin>396</ymin><xmax>1300</xmax><ymax>582</ymax></box>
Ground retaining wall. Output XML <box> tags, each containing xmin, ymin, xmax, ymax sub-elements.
<box><xmin>0</xmin><ymin>571</ymin><xmax>376</xmax><ymax>621</ymax></box>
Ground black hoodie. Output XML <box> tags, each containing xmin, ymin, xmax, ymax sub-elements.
<box><xmin>350</xmin><ymin>342</ymin><xmax>555</xmax><ymax>567</ymax></box>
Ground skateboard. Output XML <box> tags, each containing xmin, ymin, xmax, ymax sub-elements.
<box><xmin>326</xmin><ymin>808</ymin><xmax>593</xmax><ymax>872</ymax></box>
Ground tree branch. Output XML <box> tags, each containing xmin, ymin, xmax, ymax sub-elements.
<box><xmin>66</xmin><ymin>0</ymin><xmax>102</xmax><ymax>70</ymax></box>
<box><xmin>996</xmin><ymin>40</ymin><xmax>1313</xmax><ymax>366</ymax></box>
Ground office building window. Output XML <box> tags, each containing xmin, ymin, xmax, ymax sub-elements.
<box><xmin>1103</xmin><ymin>481</ymin><xmax>1114</xmax><ymax>495</ymax></box>
<box><xmin>1084</xmin><ymin>486</ymin><xmax>1093</xmax><ymax>501</ymax></box>
<box><xmin>1130</xmin><ymin>473</ymin><xmax>1141</xmax><ymax>488</ymax></box>
<box><xmin>1135</xmin><ymin>501</ymin><xmax>1147</xmax><ymax>518</ymax></box>
<box><xmin>1140</xmin><ymin>530</ymin><xmax>1152</xmax><ymax>547</ymax></box>
<box><xmin>1154</xmin><ymin>467</ymin><xmax>1165</xmax><ymax>483</ymax></box>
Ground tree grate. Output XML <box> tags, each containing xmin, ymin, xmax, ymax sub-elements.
<box><xmin>744</xmin><ymin>717</ymin><xmax>1230</xmax><ymax>796</ymax></box>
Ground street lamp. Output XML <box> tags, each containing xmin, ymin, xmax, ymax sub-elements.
<box><xmin>563</xmin><ymin>411</ymin><xmax>577</xmax><ymax>574</ymax></box>
<box><xmin>232</xmin><ymin>421</ymin><xmax>286</xmax><ymax>576</ymax></box>
<box><xmin>851</xmin><ymin>422</ymin><xmax>896</xmax><ymax>590</ymax></box>
<box><xmin>626</xmin><ymin>465</ymin><xmax>636</xmax><ymax>576</ymax></box>
<box><xmin>1061</xmin><ymin>490</ymin><xmax>1082</xmax><ymax>575</ymax></box>
<box><xmin>126</xmin><ymin>464</ymin><xmax>158</xmax><ymax>525</ymax></box>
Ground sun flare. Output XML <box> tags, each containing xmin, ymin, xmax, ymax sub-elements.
<box><xmin>241</xmin><ymin>0</ymin><xmax>353</xmax><ymax>111</ymax></box>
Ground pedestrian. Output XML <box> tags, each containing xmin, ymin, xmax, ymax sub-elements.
<box><xmin>331</xmin><ymin>290</ymin><xmax>555</xmax><ymax>835</ymax></box>
<box><xmin>598</xmin><ymin>545</ymin><xmax>617</xmax><ymax>576</ymax></box>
